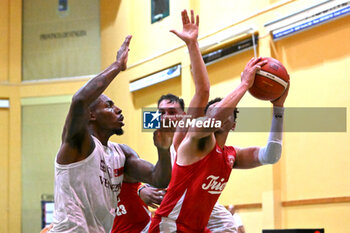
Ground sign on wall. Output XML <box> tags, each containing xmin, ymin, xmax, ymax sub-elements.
<box><xmin>22</xmin><ymin>0</ymin><xmax>101</xmax><ymax>81</ymax></box>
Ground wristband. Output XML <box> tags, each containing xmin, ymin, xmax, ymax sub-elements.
<box><xmin>269</xmin><ymin>106</ymin><xmax>284</xmax><ymax>141</ymax></box>
<box><xmin>137</xmin><ymin>184</ymin><xmax>149</xmax><ymax>196</ymax></box>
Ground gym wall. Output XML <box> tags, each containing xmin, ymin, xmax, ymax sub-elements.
<box><xmin>0</xmin><ymin>0</ymin><xmax>349</xmax><ymax>232</ymax></box>
<box><xmin>101</xmin><ymin>1</ymin><xmax>350</xmax><ymax>232</ymax></box>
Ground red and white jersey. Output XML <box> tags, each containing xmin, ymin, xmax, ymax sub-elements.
<box><xmin>111</xmin><ymin>182</ymin><xmax>151</xmax><ymax>233</ymax></box>
<box><xmin>149</xmin><ymin>144</ymin><xmax>236</xmax><ymax>233</ymax></box>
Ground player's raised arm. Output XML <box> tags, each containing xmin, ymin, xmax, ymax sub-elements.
<box><xmin>183</xmin><ymin>57</ymin><xmax>265</xmax><ymax>140</ymax></box>
<box><xmin>170</xmin><ymin>10</ymin><xmax>210</xmax><ymax>149</ymax></box>
<box><xmin>234</xmin><ymin>84</ymin><xmax>289</xmax><ymax>169</ymax></box>
<box><xmin>206</xmin><ymin>57</ymin><xmax>267</xmax><ymax>123</ymax></box>
<box><xmin>170</xmin><ymin>10</ymin><xmax>210</xmax><ymax>114</ymax></box>
<box><xmin>57</xmin><ymin>36</ymin><xmax>132</xmax><ymax>165</ymax></box>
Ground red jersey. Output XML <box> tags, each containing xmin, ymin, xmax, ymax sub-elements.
<box><xmin>111</xmin><ymin>182</ymin><xmax>151</xmax><ymax>233</ymax></box>
<box><xmin>149</xmin><ymin>144</ymin><xmax>236</xmax><ymax>233</ymax></box>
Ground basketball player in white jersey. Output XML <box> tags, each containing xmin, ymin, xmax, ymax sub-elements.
<box><xmin>49</xmin><ymin>36</ymin><xmax>173</xmax><ymax>233</ymax></box>
<box><xmin>228</xmin><ymin>205</ymin><xmax>246</xmax><ymax>233</ymax></box>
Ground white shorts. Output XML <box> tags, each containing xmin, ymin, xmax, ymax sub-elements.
<box><xmin>206</xmin><ymin>203</ymin><xmax>238</xmax><ymax>233</ymax></box>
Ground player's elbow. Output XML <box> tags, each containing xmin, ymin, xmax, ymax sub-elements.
<box><xmin>258</xmin><ymin>141</ymin><xmax>282</xmax><ymax>165</ymax></box>
<box><xmin>153</xmin><ymin>176</ymin><xmax>171</xmax><ymax>189</ymax></box>
<box><xmin>71</xmin><ymin>93</ymin><xmax>87</xmax><ymax>106</ymax></box>
<box><xmin>157</xmin><ymin>182</ymin><xmax>169</xmax><ymax>189</ymax></box>
<box><xmin>196</xmin><ymin>87</ymin><xmax>209</xmax><ymax>98</ymax></box>
<box><xmin>194</xmin><ymin>88</ymin><xmax>209</xmax><ymax>108</ymax></box>
<box><xmin>151</xmin><ymin>168</ymin><xmax>171</xmax><ymax>188</ymax></box>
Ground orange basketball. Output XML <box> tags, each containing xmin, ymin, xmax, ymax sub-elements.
<box><xmin>249</xmin><ymin>57</ymin><xmax>289</xmax><ymax>101</ymax></box>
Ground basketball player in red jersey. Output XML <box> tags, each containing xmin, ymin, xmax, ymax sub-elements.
<box><xmin>149</xmin><ymin>10</ymin><xmax>289</xmax><ymax>233</ymax></box>
<box><xmin>111</xmin><ymin>179</ymin><xmax>151</xmax><ymax>233</ymax></box>
<box><xmin>152</xmin><ymin>94</ymin><xmax>241</xmax><ymax>233</ymax></box>
<box><xmin>111</xmin><ymin>8</ymin><xmax>210</xmax><ymax>232</ymax></box>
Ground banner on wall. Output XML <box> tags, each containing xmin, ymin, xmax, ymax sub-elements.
<box><xmin>22</xmin><ymin>0</ymin><xmax>101</xmax><ymax>81</ymax></box>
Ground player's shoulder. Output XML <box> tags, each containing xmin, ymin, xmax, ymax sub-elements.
<box><xmin>108</xmin><ymin>140</ymin><xmax>120</xmax><ymax>148</ymax></box>
<box><xmin>117</xmin><ymin>144</ymin><xmax>138</xmax><ymax>157</ymax></box>
<box><xmin>224</xmin><ymin>145</ymin><xmax>237</xmax><ymax>155</ymax></box>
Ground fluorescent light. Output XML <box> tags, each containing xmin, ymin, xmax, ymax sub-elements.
<box><xmin>129</xmin><ymin>64</ymin><xmax>181</xmax><ymax>92</ymax></box>
<box><xmin>202</xmin><ymin>34</ymin><xmax>259</xmax><ymax>66</ymax></box>
<box><xmin>199</xmin><ymin>26</ymin><xmax>256</xmax><ymax>51</ymax></box>
<box><xmin>265</xmin><ymin>0</ymin><xmax>350</xmax><ymax>40</ymax></box>
<box><xmin>0</xmin><ymin>99</ymin><xmax>9</xmax><ymax>108</ymax></box>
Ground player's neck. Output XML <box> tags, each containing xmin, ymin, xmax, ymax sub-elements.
<box><xmin>90</xmin><ymin>127</ymin><xmax>112</xmax><ymax>146</ymax></box>
<box><xmin>215</xmin><ymin>131</ymin><xmax>229</xmax><ymax>149</ymax></box>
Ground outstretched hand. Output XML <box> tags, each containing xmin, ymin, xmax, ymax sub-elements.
<box><xmin>170</xmin><ymin>9</ymin><xmax>199</xmax><ymax>45</ymax></box>
<box><xmin>116</xmin><ymin>35</ymin><xmax>132</xmax><ymax>71</ymax></box>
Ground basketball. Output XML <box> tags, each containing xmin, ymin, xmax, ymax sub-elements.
<box><xmin>249</xmin><ymin>57</ymin><xmax>289</xmax><ymax>101</ymax></box>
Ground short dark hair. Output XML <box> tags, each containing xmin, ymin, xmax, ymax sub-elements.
<box><xmin>205</xmin><ymin>97</ymin><xmax>239</xmax><ymax>121</ymax></box>
<box><xmin>89</xmin><ymin>96</ymin><xmax>102</xmax><ymax>112</ymax></box>
<box><xmin>157</xmin><ymin>93</ymin><xmax>185</xmax><ymax>111</ymax></box>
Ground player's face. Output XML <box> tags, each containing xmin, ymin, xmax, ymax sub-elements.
<box><xmin>158</xmin><ymin>100</ymin><xmax>184</xmax><ymax>121</ymax></box>
<box><xmin>222</xmin><ymin>114</ymin><xmax>236</xmax><ymax>132</ymax></box>
<box><xmin>206</xmin><ymin>102</ymin><xmax>236</xmax><ymax>132</ymax></box>
<box><xmin>91</xmin><ymin>95</ymin><xmax>124</xmax><ymax>135</ymax></box>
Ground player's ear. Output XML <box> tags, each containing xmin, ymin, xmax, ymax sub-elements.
<box><xmin>90</xmin><ymin>110</ymin><xmax>97</xmax><ymax>121</ymax></box>
<box><xmin>231</xmin><ymin>122</ymin><xmax>236</xmax><ymax>131</ymax></box>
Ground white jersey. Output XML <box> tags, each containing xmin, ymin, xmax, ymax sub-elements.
<box><xmin>207</xmin><ymin>203</ymin><xmax>238</xmax><ymax>233</ymax></box>
<box><xmin>232</xmin><ymin>212</ymin><xmax>243</xmax><ymax>227</ymax></box>
<box><xmin>170</xmin><ymin>144</ymin><xmax>176</xmax><ymax>167</ymax></box>
<box><xmin>50</xmin><ymin>136</ymin><xmax>126</xmax><ymax>233</ymax></box>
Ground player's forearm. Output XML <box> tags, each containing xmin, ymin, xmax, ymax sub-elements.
<box><xmin>187</xmin><ymin>41</ymin><xmax>210</xmax><ymax>96</ymax></box>
<box><xmin>186</xmin><ymin>41</ymin><xmax>210</xmax><ymax>116</ymax></box>
<box><xmin>208</xmin><ymin>82</ymin><xmax>249</xmax><ymax>122</ymax></box>
<box><xmin>258</xmin><ymin>107</ymin><xmax>284</xmax><ymax>164</ymax></box>
<box><xmin>150</xmin><ymin>147</ymin><xmax>172</xmax><ymax>188</ymax></box>
<box><xmin>72</xmin><ymin>62</ymin><xmax>122</xmax><ymax>105</ymax></box>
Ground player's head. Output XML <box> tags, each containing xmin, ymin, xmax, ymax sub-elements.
<box><xmin>157</xmin><ymin>93</ymin><xmax>185</xmax><ymax>117</ymax></box>
<box><xmin>88</xmin><ymin>94</ymin><xmax>124</xmax><ymax>136</ymax></box>
<box><xmin>204</xmin><ymin>97</ymin><xmax>239</xmax><ymax>132</ymax></box>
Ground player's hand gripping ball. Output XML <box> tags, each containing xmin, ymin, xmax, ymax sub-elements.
<box><xmin>249</xmin><ymin>57</ymin><xmax>289</xmax><ymax>101</ymax></box>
